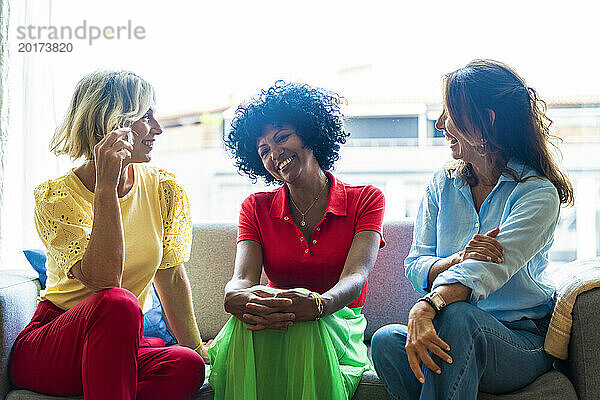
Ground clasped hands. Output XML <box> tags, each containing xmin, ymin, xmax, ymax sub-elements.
<box><xmin>406</xmin><ymin>228</ymin><xmax>504</xmax><ymax>383</ymax></box>
<box><xmin>236</xmin><ymin>289</ymin><xmax>319</xmax><ymax>331</ymax></box>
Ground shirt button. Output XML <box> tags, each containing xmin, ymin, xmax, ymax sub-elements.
<box><xmin>300</xmin><ymin>237</ymin><xmax>304</xmax><ymax>241</ymax></box>
<box><xmin>304</xmin><ymin>249</ymin><xmax>309</xmax><ymax>254</ymax></box>
<box><xmin>284</xmin><ymin>216</ymin><xmax>289</xmax><ymax>220</ymax></box>
<box><xmin>316</xmin><ymin>227</ymin><xmax>320</xmax><ymax>231</ymax></box>
<box><xmin>475</xmin><ymin>222</ymin><xmax>479</xmax><ymax>228</ymax></box>
<box><xmin>312</xmin><ymin>240</ymin><xmax>317</xmax><ymax>244</ymax></box>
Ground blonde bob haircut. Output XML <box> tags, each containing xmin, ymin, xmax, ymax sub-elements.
<box><xmin>50</xmin><ymin>70</ymin><xmax>155</xmax><ymax>160</ymax></box>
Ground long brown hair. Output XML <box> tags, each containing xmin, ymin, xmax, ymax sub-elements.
<box><xmin>444</xmin><ymin>59</ymin><xmax>574</xmax><ymax>205</ymax></box>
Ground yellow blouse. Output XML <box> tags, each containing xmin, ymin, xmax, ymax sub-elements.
<box><xmin>33</xmin><ymin>163</ymin><xmax>192</xmax><ymax>313</ymax></box>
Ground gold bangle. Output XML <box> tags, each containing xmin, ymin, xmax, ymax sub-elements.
<box><xmin>312</xmin><ymin>291</ymin><xmax>324</xmax><ymax>319</ymax></box>
<box><xmin>193</xmin><ymin>342</ymin><xmax>202</xmax><ymax>352</ymax></box>
<box><xmin>311</xmin><ymin>292</ymin><xmax>319</xmax><ymax>318</ymax></box>
<box><xmin>317</xmin><ymin>294</ymin><xmax>324</xmax><ymax>317</ymax></box>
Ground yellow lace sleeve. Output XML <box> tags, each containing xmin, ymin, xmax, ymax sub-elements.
<box><xmin>158</xmin><ymin>169</ymin><xmax>192</xmax><ymax>269</ymax></box>
<box><xmin>34</xmin><ymin>180</ymin><xmax>93</xmax><ymax>278</ymax></box>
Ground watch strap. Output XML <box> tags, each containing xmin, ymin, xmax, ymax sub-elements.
<box><xmin>418</xmin><ymin>291</ymin><xmax>447</xmax><ymax>314</ymax></box>
<box><xmin>417</xmin><ymin>296</ymin><xmax>439</xmax><ymax>314</ymax></box>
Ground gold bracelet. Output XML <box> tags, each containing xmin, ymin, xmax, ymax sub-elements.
<box><xmin>311</xmin><ymin>292</ymin><xmax>319</xmax><ymax>318</ymax></box>
<box><xmin>193</xmin><ymin>342</ymin><xmax>202</xmax><ymax>352</ymax></box>
<box><xmin>317</xmin><ymin>294</ymin><xmax>324</xmax><ymax>317</ymax></box>
<box><xmin>312</xmin><ymin>291</ymin><xmax>324</xmax><ymax>319</ymax></box>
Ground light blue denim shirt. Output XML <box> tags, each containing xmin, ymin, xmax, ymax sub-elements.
<box><xmin>405</xmin><ymin>160</ymin><xmax>559</xmax><ymax>322</ymax></box>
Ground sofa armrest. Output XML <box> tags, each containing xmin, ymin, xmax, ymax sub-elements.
<box><xmin>567</xmin><ymin>286</ymin><xmax>600</xmax><ymax>400</ymax></box>
<box><xmin>0</xmin><ymin>270</ymin><xmax>41</xmax><ymax>399</ymax></box>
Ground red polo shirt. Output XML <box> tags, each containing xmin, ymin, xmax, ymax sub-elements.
<box><xmin>237</xmin><ymin>171</ymin><xmax>385</xmax><ymax>308</ymax></box>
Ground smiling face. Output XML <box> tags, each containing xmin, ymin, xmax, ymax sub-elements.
<box><xmin>435</xmin><ymin>109</ymin><xmax>481</xmax><ymax>162</ymax></box>
<box><xmin>257</xmin><ymin>123</ymin><xmax>318</xmax><ymax>184</ymax></box>
<box><xmin>128</xmin><ymin>108</ymin><xmax>162</xmax><ymax>163</ymax></box>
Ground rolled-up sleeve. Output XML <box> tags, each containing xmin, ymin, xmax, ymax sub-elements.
<box><xmin>431</xmin><ymin>183</ymin><xmax>560</xmax><ymax>302</ymax></box>
<box><xmin>405</xmin><ymin>184</ymin><xmax>442</xmax><ymax>294</ymax></box>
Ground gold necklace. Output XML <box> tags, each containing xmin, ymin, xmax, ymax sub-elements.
<box><xmin>289</xmin><ymin>177</ymin><xmax>329</xmax><ymax>227</ymax></box>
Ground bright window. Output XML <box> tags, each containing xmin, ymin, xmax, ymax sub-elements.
<box><xmin>4</xmin><ymin>0</ymin><xmax>600</xmax><ymax>268</ymax></box>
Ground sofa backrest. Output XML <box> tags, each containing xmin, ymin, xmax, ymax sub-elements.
<box><xmin>362</xmin><ymin>219</ymin><xmax>420</xmax><ymax>339</ymax></box>
<box><xmin>187</xmin><ymin>223</ymin><xmax>239</xmax><ymax>340</ymax></box>
<box><xmin>188</xmin><ymin>220</ymin><xmax>420</xmax><ymax>341</ymax></box>
<box><xmin>0</xmin><ymin>272</ymin><xmax>41</xmax><ymax>399</ymax></box>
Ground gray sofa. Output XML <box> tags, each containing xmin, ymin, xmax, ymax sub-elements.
<box><xmin>1</xmin><ymin>220</ymin><xmax>597</xmax><ymax>399</ymax></box>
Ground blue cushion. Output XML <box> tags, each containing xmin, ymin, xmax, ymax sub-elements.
<box><xmin>23</xmin><ymin>249</ymin><xmax>48</xmax><ymax>288</ymax></box>
<box><xmin>22</xmin><ymin>249</ymin><xmax>177</xmax><ymax>345</ymax></box>
<box><xmin>144</xmin><ymin>284</ymin><xmax>177</xmax><ymax>345</ymax></box>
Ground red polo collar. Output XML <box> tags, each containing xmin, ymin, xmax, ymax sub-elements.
<box><xmin>269</xmin><ymin>171</ymin><xmax>348</xmax><ymax>219</ymax></box>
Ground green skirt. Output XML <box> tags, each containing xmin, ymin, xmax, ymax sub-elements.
<box><xmin>207</xmin><ymin>286</ymin><xmax>372</xmax><ymax>400</ymax></box>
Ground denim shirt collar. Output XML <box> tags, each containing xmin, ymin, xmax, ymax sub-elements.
<box><xmin>451</xmin><ymin>159</ymin><xmax>529</xmax><ymax>188</ymax></box>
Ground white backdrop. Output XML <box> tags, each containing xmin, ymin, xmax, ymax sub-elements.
<box><xmin>1</xmin><ymin>0</ymin><xmax>600</xmax><ymax>268</ymax></box>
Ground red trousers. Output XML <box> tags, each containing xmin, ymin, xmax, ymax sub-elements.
<box><xmin>9</xmin><ymin>288</ymin><xmax>204</xmax><ymax>400</ymax></box>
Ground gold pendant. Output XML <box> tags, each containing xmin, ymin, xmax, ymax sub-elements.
<box><xmin>300</xmin><ymin>220</ymin><xmax>306</xmax><ymax>226</ymax></box>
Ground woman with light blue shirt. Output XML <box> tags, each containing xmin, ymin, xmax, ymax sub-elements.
<box><xmin>371</xmin><ymin>59</ymin><xmax>574</xmax><ymax>399</ymax></box>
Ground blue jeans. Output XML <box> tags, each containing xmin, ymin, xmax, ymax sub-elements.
<box><xmin>371</xmin><ymin>302</ymin><xmax>554</xmax><ymax>400</ymax></box>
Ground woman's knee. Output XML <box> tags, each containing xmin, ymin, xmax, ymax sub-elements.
<box><xmin>88</xmin><ymin>288</ymin><xmax>142</xmax><ymax>331</ymax></box>
<box><xmin>95</xmin><ymin>287</ymin><xmax>140</xmax><ymax>309</ymax></box>
<box><xmin>435</xmin><ymin>302</ymin><xmax>480</xmax><ymax>327</ymax></box>
<box><xmin>170</xmin><ymin>347</ymin><xmax>205</xmax><ymax>393</ymax></box>
<box><xmin>434</xmin><ymin>302</ymin><xmax>492</xmax><ymax>344</ymax></box>
<box><xmin>371</xmin><ymin>324</ymin><xmax>408</xmax><ymax>363</ymax></box>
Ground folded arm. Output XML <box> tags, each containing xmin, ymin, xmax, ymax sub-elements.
<box><xmin>432</xmin><ymin>184</ymin><xmax>560</xmax><ymax>302</ymax></box>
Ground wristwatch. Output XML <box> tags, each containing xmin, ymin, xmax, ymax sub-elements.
<box><xmin>417</xmin><ymin>291</ymin><xmax>447</xmax><ymax>314</ymax></box>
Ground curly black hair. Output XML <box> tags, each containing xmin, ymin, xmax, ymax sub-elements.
<box><xmin>224</xmin><ymin>81</ymin><xmax>349</xmax><ymax>185</ymax></box>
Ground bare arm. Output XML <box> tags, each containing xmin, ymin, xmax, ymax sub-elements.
<box><xmin>154</xmin><ymin>265</ymin><xmax>202</xmax><ymax>347</ymax></box>
<box><xmin>319</xmin><ymin>231</ymin><xmax>380</xmax><ymax>316</ymax></box>
<box><xmin>407</xmin><ymin>232</ymin><xmax>502</xmax><ymax>381</ymax></box>
<box><xmin>275</xmin><ymin>230</ymin><xmax>381</xmax><ymax>322</ymax></box>
<box><xmin>154</xmin><ymin>264</ymin><xmax>210</xmax><ymax>362</ymax></box>
<box><xmin>224</xmin><ymin>240</ymin><xmax>264</xmax><ymax>308</ymax></box>
<box><xmin>71</xmin><ymin>130</ymin><xmax>133</xmax><ymax>291</ymax></box>
<box><xmin>224</xmin><ymin>240</ymin><xmax>294</xmax><ymax>330</ymax></box>
<box><xmin>427</xmin><ymin>256</ymin><xmax>456</xmax><ymax>291</ymax></box>
<box><xmin>405</xmin><ymin>282</ymin><xmax>472</xmax><ymax>383</ymax></box>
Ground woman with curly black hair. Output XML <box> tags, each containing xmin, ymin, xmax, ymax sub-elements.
<box><xmin>208</xmin><ymin>81</ymin><xmax>386</xmax><ymax>400</ymax></box>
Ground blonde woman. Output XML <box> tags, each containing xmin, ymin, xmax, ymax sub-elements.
<box><xmin>9</xmin><ymin>71</ymin><xmax>208</xmax><ymax>400</ymax></box>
